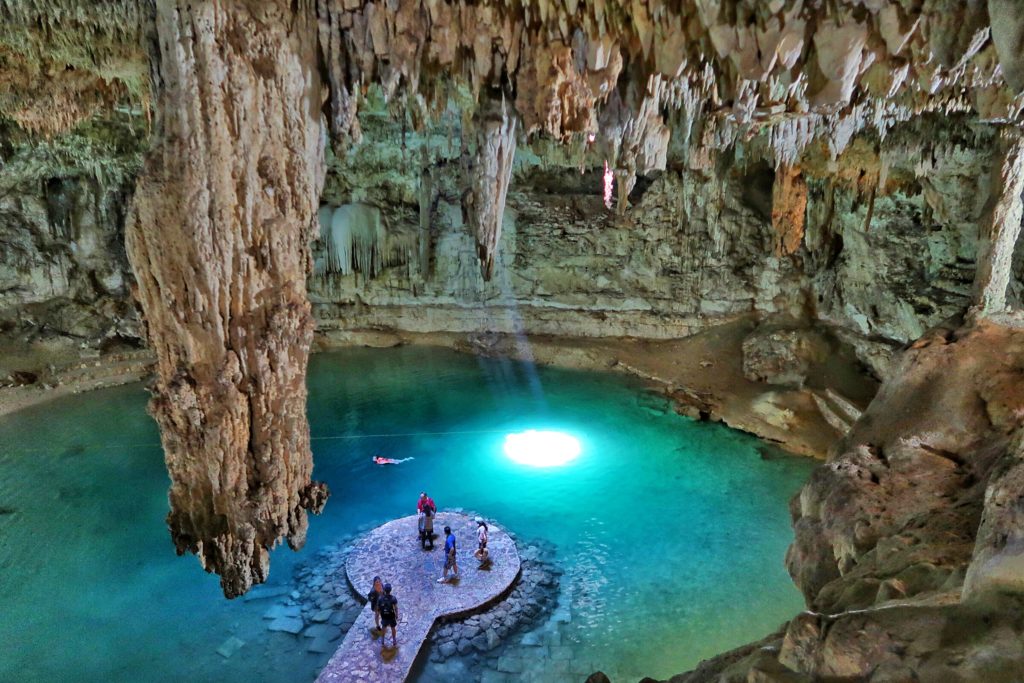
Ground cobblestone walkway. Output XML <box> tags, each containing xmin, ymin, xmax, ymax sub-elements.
<box><xmin>316</xmin><ymin>512</ymin><xmax>521</xmax><ymax>682</ymax></box>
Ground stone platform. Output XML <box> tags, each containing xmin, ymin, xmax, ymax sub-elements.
<box><xmin>316</xmin><ymin>512</ymin><xmax>521</xmax><ymax>683</ymax></box>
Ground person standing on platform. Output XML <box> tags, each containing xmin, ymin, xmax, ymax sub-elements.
<box><xmin>368</xmin><ymin>575</ymin><xmax>385</xmax><ymax>633</ymax></box>
<box><xmin>377</xmin><ymin>583</ymin><xmax>399</xmax><ymax>649</ymax></box>
<box><xmin>417</xmin><ymin>491</ymin><xmax>436</xmax><ymax>539</ymax></box>
<box><xmin>420</xmin><ymin>506</ymin><xmax>435</xmax><ymax>550</ymax></box>
<box><xmin>437</xmin><ymin>525</ymin><xmax>459</xmax><ymax>582</ymax></box>
<box><xmin>474</xmin><ymin>517</ymin><xmax>489</xmax><ymax>565</ymax></box>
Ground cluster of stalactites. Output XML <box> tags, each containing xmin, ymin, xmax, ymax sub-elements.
<box><xmin>315</xmin><ymin>203</ymin><xmax>417</xmax><ymax>279</ymax></box>
<box><xmin>4</xmin><ymin>0</ymin><xmax>1024</xmax><ymax>156</ymax></box>
<box><xmin>0</xmin><ymin>0</ymin><xmax>149</xmax><ymax>135</ymax></box>
<box><xmin>314</xmin><ymin>0</ymin><xmax>1024</xmax><ymax>170</ymax></box>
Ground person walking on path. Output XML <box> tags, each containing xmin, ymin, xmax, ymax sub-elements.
<box><xmin>437</xmin><ymin>525</ymin><xmax>459</xmax><ymax>582</ymax></box>
<box><xmin>368</xmin><ymin>576</ymin><xmax>385</xmax><ymax>633</ymax></box>
<box><xmin>377</xmin><ymin>583</ymin><xmax>399</xmax><ymax>649</ymax></box>
<box><xmin>474</xmin><ymin>517</ymin><xmax>489</xmax><ymax>565</ymax></box>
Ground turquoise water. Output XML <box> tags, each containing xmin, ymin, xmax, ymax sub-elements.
<box><xmin>0</xmin><ymin>346</ymin><xmax>813</xmax><ymax>682</ymax></box>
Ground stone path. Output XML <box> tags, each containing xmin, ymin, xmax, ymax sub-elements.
<box><xmin>316</xmin><ymin>512</ymin><xmax>521</xmax><ymax>683</ymax></box>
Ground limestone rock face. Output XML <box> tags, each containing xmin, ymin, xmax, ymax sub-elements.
<box><xmin>771</xmin><ymin>165</ymin><xmax>807</xmax><ymax>256</ymax></box>
<box><xmin>0</xmin><ymin>1</ymin><xmax>148</xmax><ymax>136</ymax></box>
<box><xmin>771</xmin><ymin>319</ymin><xmax>1024</xmax><ymax>676</ymax></box>
<box><xmin>125</xmin><ymin>0</ymin><xmax>328</xmax><ymax>597</ymax></box>
<box><xmin>788</xmin><ymin>321</ymin><xmax>1024</xmax><ymax>610</ymax></box>
<box><xmin>741</xmin><ymin>325</ymin><xmax>828</xmax><ymax>387</ymax></box>
<box><xmin>664</xmin><ymin>319</ymin><xmax>1024</xmax><ymax>682</ymax></box>
<box><xmin>972</xmin><ymin>128</ymin><xmax>1024</xmax><ymax>314</ymax></box>
<box><xmin>0</xmin><ymin>119</ymin><xmax>144</xmax><ymax>347</ymax></box>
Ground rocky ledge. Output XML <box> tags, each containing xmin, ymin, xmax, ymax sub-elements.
<box><xmin>650</xmin><ymin>316</ymin><xmax>1024</xmax><ymax>682</ymax></box>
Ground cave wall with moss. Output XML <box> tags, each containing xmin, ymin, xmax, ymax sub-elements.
<box><xmin>0</xmin><ymin>115</ymin><xmax>145</xmax><ymax>353</ymax></box>
<box><xmin>304</xmin><ymin>109</ymin><xmax>1024</xmax><ymax>383</ymax></box>
<box><xmin>1</xmin><ymin>105</ymin><xmax>1021</xmax><ymax>383</ymax></box>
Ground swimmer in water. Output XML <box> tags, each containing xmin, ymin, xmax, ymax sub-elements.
<box><xmin>373</xmin><ymin>456</ymin><xmax>414</xmax><ymax>465</ymax></box>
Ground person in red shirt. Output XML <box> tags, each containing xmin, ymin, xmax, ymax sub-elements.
<box><xmin>417</xmin><ymin>492</ymin><xmax>436</xmax><ymax>541</ymax></box>
<box><xmin>417</xmin><ymin>492</ymin><xmax>436</xmax><ymax>514</ymax></box>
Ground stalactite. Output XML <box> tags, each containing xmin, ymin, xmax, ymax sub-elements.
<box><xmin>418</xmin><ymin>148</ymin><xmax>434</xmax><ymax>278</ymax></box>
<box><xmin>124</xmin><ymin>0</ymin><xmax>328</xmax><ymax>598</ymax></box>
<box><xmin>325</xmin><ymin>206</ymin><xmax>355</xmax><ymax>276</ymax></box>
<box><xmin>772</xmin><ymin>165</ymin><xmax>808</xmax><ymax>256</ymax></box>
<box><xmin>615</xmin><ymin>75</ymin><xmax>670</xmax><ymax>214</ymax></box>
<box><xmin>317</xmin><ymin>203</ymin><xmax>416</xmax><ymax>279</ymax></box>
<box><xmin>348</xmin><ymin>204</ymin><xmax>387</xmax><ymax>276</ymax></box>
<box><xmin>972</xmin><ymin>127</ymin><xmax>1024</xmax><ymax>315</ymax></box>
<box><xmin>314</xmin><ymin>206</ymin><xmax>334</xmax><ymax>277</ymax></box>
<box><xmin>8</xmin><ymin>0</ymin><xmax>1024</xmax><ymax>168</ymax></box>
<box><xmin>464</xmin><ymin>94</ymin><xmax>517</xmax><ymax>281</ymax></box>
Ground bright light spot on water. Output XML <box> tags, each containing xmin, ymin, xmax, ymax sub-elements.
<box><xmin>503</xmin><ymin>430</ymin><xmax>582</xmax><ymax>467</ymax></box>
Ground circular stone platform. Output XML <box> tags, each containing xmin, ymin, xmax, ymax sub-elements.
<box><xmin>316</xmin><ymin>512</ymin><xmax>520</xmax><ymax>683</ymax></box>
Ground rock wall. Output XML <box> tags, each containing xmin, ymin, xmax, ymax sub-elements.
<box><xmin>308</xmin><ymin>112</ymin><xmax>1020</xmax><ymax>383</ymax></box>
<box><xmin>0</xmin><ymin>117</ymin><xmax>144</xmax><ymax>353</ymax></box>
<box><xmin>662</xmin><ymin>318</ymin><xmax>1024</xmax><ymax>682</ymax></box>
<box><xmin>2</xmin><ymin>111</ymin><xmax>1020</xmax><ymax>386</ymax></box>
<box><xmin>312</xmin><ymin>163</ymin><xmax>801</xmax><ymax>340</ymax></box>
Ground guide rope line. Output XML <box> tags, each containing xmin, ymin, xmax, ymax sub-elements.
<box><xmin>4</xmin><ymin>428</ymin><xmax>511</xmax><ymax>454</ymax></box>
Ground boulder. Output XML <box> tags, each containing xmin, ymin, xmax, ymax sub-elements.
<box><xmin>742</xmin><ymin>325</ymin><xmax>829</xmax><ymax>387</ymax></box>
<box><xmin>267</xmin><ymin>617</ymin><xmax>305</xmax><ymax>634</ymax></box>
<box><xmin>215</xmin><ymin>636</ymin><xmax>245</xmax><ymax>659</ymax></box>
<box><xmin>263</xmin><ymin>604</ymin><xmax>302</xmax><ymax>620</ymax></box>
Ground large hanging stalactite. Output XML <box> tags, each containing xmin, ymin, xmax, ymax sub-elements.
<box><xmin>464</xmin><ymin>94</ymin><xmax>517</xmax><ymax>281</ymax></box>
<box><xmin>125</xmin><ymin>0</ymin><xmax>328</xmax><ymax>598</ymax></box>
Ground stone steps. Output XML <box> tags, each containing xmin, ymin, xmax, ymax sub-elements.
<box><xmin>812</xmin><ymin>388</ymin><xmax>863</xmax><ymax>435</ymax></box>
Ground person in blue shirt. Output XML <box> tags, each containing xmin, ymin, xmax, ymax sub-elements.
<box><xmin>437</xmin><ymin>525</ymin><xmax>459</xmax><ymax>582</ymax></box>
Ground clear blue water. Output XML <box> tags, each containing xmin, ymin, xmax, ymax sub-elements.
<box><xmin>0</xmin><ymin>346</ymin><xmax>813</xmax><ymax>682</ymax></box>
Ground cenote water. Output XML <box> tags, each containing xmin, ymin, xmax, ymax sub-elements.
<box><xmin>0</xmin><ymin>347</ymin><xmax>814</xmax><ymax>683</ymax></box>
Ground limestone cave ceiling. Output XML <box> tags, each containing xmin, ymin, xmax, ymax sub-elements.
<box><xmin>2</xmin><ymin>0</ymin><xmax>1024</xmax><ymax>599</ymax></box>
